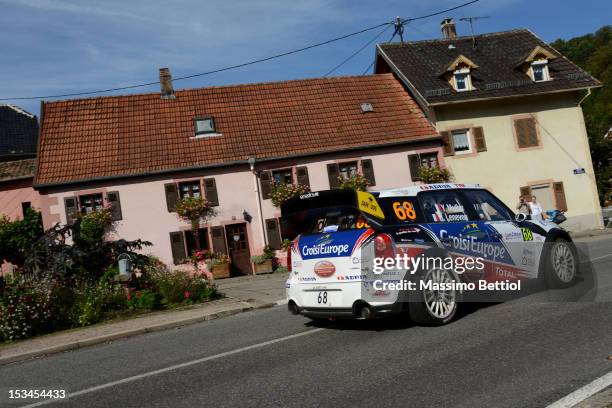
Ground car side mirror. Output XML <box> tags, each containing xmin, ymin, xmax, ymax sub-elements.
<box><xmin>515</xmin><ymin>213</ymin><xmax>527</xmax><ymax>222</ymax></box>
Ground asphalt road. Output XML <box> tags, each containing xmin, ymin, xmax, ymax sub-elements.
<box><xmin>1</xmin><ymin>235</ymin><xmax>611</xmax><ymax>408</ymax></box>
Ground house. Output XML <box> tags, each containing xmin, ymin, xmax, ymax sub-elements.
<box><xmin>35</xmin><ymin>71</ymin><xmax>441</xmax><ymax>274</ymax></box>
<box><xmin>374</xmin><ymin>19</ymin><xmax>603</xmax><ymax>232</ymax></box>
<box><xmin>0</xmin><ymin>104</ymin><xmax>41</xmax><ymax>219</ymax></box>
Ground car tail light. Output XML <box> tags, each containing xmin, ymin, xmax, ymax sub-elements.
<box><xmin>286</xmin><ymin>243</ymin><xmax>292</xmax><ymax>272</ymax></box>
<box><xmin>374</xmin><ymin>234</ymin><xmax>394</xmax><ymax>260</ymax></box>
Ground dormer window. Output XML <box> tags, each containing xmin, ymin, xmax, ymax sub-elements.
<box><xmin>453</xmin><ymin>68</ymin><xmax>472</xmax><ymax>91</ymax></box>
<box><xmin>194</xmin><ymin>116</ymin><xmax>216</xmax><ymax>135</ymax></box>
<box><xmin>530</xmin><ymin>60</ymin><xmax>550</xmax><ymax>82</ymax></box>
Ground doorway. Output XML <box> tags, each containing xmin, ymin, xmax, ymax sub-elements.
<box><xmin>225</xmin><ymin>223</ymin><xmax>252</xmax><ymax>276</ymax></box>
<box><xmin>531</xmin><ymin>184</ymin><xmax>555</xmax><ymax>213</ymax></box>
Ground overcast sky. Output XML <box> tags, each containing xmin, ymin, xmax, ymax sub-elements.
<box><xmin>1</xmin><ymin>0</ymin><xmax>610</xmax><ymax>116</ymax></box>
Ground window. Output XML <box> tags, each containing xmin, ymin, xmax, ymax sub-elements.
<box><xmin>178</xmin><ymin>181</ymin><xmax>201</xmax><ymax>198</ymax></box>
<box><xmin>453</xmin><ymin>68</ymin><xmax>472</xmax><ymax>92</ymax></box>
<box><xmin>530</xmin><ymin>60</ymin><xmax>550</xmax><ymax>82</ymax></box>
<box><xmin>420</xmin><ymin>153</ymin><xmax>439</xmax><ymax>169</ymax></box>
<box><xmin>452</xmin><ymin>129</ymin><xmax>471</xmax><ymax>154</ymax></box>
<box><xmin>338</xmin><ymin>161</ymin><xmax>359</xmax><ymax>179</ymax></box>
<box><xmin>266</xmin><ymin>218</ymin><xmax>282</xmax><ymax>250</ymax></box>
<box><xmin>272</xmin><ymin>168</ymin><xmax>293</xmax><ymax>184</ymax></box>
<box><xmin>194</xmin><ymin>117</ymin><xmax>216</xmax><ymax>136</ymax></box>
<box><xmin>419</xmin><ymin>191</ymin><xmax>469</xmax><ymax>223</ymax></box>
<box><xmin>514</xmin><ymin>117</ymin><xmax>540</xmax><ymax>148</ymax></box>
<box><xmin>79</xmin><ymin>193</ymin><xmax>103</xmax><ymax>214</ymax></box>
<box><xmin>170</xmin><ymin>228</ymin><xmax>210</xmax><ymax>265</ymax></box>
<box><xmin>462</xmin><ymin>190</ymin><xmax>513</xmax><ymax>221</ymax></box>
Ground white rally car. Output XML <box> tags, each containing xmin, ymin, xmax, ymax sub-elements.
<box><xmin>282</xmin><ymin>184</ymin><xmax>577</xmax><ymax>326</ymax></box>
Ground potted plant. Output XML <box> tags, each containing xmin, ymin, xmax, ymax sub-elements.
<box><xmin>208</xmin><ymin>253</ymin><xmax>231</xmax><ymax>279</ymax></box>
<box><xmin>419</xmin><ymin>166</ymin><xmax>453</xmax><ymax>183</ymax></box>
<box><xmin>175</xmin><ymin>196</ymin><xmax>217</xmax><ymax>250</ymax></box>
<box><xmin>250</xmin><ymin>245</ymin><xmax>274</xmax><ymax>274</ymax></box>
<box><xmin>270</xmin><ymin>182</ymin><xmax>310</xmax><ymax>208</ymax></box>
<box><xmin>338</xmin><ymin>173</ymin><xmax>369</xmax><ymax>191</ymax></box>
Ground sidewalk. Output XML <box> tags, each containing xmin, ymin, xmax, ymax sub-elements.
<box><xmin>0</xmin><ymin>272</ymin><xmax>289</xmax><ymax>366</ymax></box>
<box><xmin>570</xmin><ymin>227</ymin><xmax>612</xmax><ymax>239</ymax></box>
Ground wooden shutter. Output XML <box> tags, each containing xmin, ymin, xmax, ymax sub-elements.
<box><xmin>169</xmin><ymin>231</ymin><xmax>187</xmax><ymax>265</ymax></box>
<box><xmin>472</xmin><ymin>127</ymin><xmax>487</xmax><ymax>152</ymax></box>
<box><xmin>553</xmin><ymin>182</ymin><xmax>567</xmax><ymax>211</ymax></box>
<box><xmin>408</xmin><ymin>154</ymin><xmax>421</xmax><ymax>182</ymax></box>
<box><xmin>64</xmin><ymin>197</ymin><xmax>77</xmax><ymax>225</ymax></box>
<box><xmin>361</xmin><ymin>159</ymin><xmax>376</xmax><ymax>186</ymax></box>
<box><xmin>296</xmin><ymin>166</ymin><xmax>310</xmax><ymax>189</ymax></box>
<box><xmin>441</xmin><ymin>131</ymin><xmax>454</xmax><ymax>156</ymax></box>
<box><xmin>106</xmin><ymin>191</ymin><xmax>122</xmax><ymax>221</ymax></box>
<box><xmin>203</xmin><ymin>178</ymin><xmax>219</xmax><ymax>206</ymax></box>
<box><xmin>164</xmin><ymin>183</ymin><xmax>179</xmax><ymax>212</ymax></box>
<box><xmin>266</xmin><ymin>218</ymin><xmax>282</xmax><ymax>250</ymax></box>
<box><xmin>260</xmin><ymin>171</ymin><xmax>272</xmax><ymax>199</ymax></box>
<box><xmin>515</xmin><ymin>118</ymin><xmax>538</xmax><ymax>148</ymax></box>
<box><xmin>211</xmin><ymin>226</ymin><xmax>227</xmax><ymax>255</ymax></box>
<box><xmin>520</xmin><ymin>185</ymin><xmax>532</xmax><ymax>200</ymax></box>
<box><xmin>327</xmin><ymin>163</ymin><xmax>340</xmax><ymax>189</ymax></box>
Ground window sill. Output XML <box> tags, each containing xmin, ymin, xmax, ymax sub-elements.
<box><xmin>190</xmin><ymin>133</ymin><xmax>223</xmax><ymax>139</ymax></box>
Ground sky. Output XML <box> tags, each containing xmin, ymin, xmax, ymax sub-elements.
<box><xmin>1</xmin><ymin>0</ymin><xmax>610</xmax><ymax>116</ymax></box>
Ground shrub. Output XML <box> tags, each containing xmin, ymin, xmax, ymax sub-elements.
<box><xmin>70</xmin><ymin>282</ymin><xmax>127</xmax><ymax>326</ymax></box>
<box><xmin>419</xmin><ymin>166</ymin><xmax>453</xmax><ymax>183</ymax></box>
<box><xmin>149</xmin><ymin>267</ymin><xmax>219</xmax><ymax>306</ymax></box>
<box><xmin>74</xmin><ymin>208</ymin><xmax>113</xmax><ymax>250</ymax></box>
<box><xmin>338</xmin><ymin>174</ymin><xmax>369</xmax><ymax>191</ymax></box>
<box><xmin>271</xmin><ymin>183</ymin><xmax>310</xmax><ymax>207</ymax></box>
<box><xmin>126</xmin><ymin>289</ymin><xmax>161</xmax><ymax>311</ymax></box>
<box><xmin>0</xmin><ymin>209</ymin><xmax>44</xmax><ymax>267</ymax></box>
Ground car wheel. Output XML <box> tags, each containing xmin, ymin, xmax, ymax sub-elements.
<box><xmin>544</xmin><ymin>238</ymin><xmax>577</xmax><ymax>288</ymax></box>
<box><xmin>408</xmin><ymin>267</ymin><xmax>458</xmax><ymax>326</ymax></box>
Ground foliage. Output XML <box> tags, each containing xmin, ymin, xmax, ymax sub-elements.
<box><xmin>147</xmin><ymin>267</ymin><xmax>219</xmax><ymax>305</ymax></box>
<box><xmin>74</xmin><ymin>208</ymin><xmax>113</xmax><ymax>249</ymax></box>
<box><xmin>175</xmin><ymin>197</ymin><xmax>216</xmax><ymax>236</ymax></box>
<box><xmin>126</xmin><ymin>289</ymin><xmax>161</xmax><ymax>311</ymax></box>
<box><xmin>70</xmin><ymin>282</ymin><xmax>127</xmax><ymax>326</ymax></box>
<box><xmin>0</xmin><ymin>209</ymin><xmax>44</xmax><ymax>267</ymax></box>
<box><xmin>251</xmin><ymin>245</ymin><xmax>275</xmax><ymax>264</ymax></box>
<box><xmin>209</xmin><ymin>254</ymin><xmax>231</xmax><ymax>267</ymax></box>
<box><xmin>274</xmin><ymin>266</ymin><xmax>289</xmax><ymax>274</ymax></box>
<box><xmin>419</xmin><ymin>166</ymin><xmax>453</xmax><ymax>184</ymax></box>
<box><xmin>271</xmin><ymin>182</ymin><xmax>310</xmax><ymax>207</ymax></box>
<box><xmin>338</xmin><ymin>173</ymin><xmax>369</xmax><ymax>191</ymax></box>
<box><xmin>551</xmin><ymin>26</ymin><xmax>612</xmax><ymax>204</ymax></box>
<box><xmin>281</xmin><ymin>239</ymin><xmax>293</xmax><ymax>251</ymax></box>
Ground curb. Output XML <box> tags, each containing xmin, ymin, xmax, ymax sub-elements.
<box><xmin>0</xmin><ymin>301</ymin><xmax>278</xmax><ymax>367</ymax></box>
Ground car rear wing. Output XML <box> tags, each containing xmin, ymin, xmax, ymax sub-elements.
<box><xmin>280</xmin><ymin>189</ymin><xmax>385</xmax><ymax>238</ymax></box>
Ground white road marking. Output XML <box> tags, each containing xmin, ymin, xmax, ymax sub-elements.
<box><xmin>545</xmin><ymin>370</ymin><xmax>612</xmax><ymax>408</ymax></box>
<box><xmin>589</xmin><ymin>253</ymin><xmax>612</xmax><ymax>262</ymax></box>
<box><xmin>20</xmin><ymin>328</ymin><xmax>324</xmax><ymax>407</ymax></box>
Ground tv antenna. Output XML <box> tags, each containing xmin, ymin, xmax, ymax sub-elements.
<box><xmin>459</xmin><ymin>16</ymin><xmax>489</xmax><ymax>48</ymax></box>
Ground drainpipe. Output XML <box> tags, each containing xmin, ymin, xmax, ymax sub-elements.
<box><xmin>248</xmin><ymin>157</ymin><xmax>267</xmax><ymax>248</ymax></box>
<box><xmin>577</xmin><ymin>87</ymin><xmax>592</xmax><ymax>106</ymax></box>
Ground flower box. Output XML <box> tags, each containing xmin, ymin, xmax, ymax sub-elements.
<box><xmin>253</xmin><ymin>259</ymin><xmax>273</xmax><ymax>274</ymax></box>
<box><xmin>211</xmin><ymin>263</ymin><xmax>230</xmax><ymax>279</ymax></box>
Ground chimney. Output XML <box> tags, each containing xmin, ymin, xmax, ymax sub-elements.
<box><xmin>441</xmin><ymin>18</ymin><xmax>457</xmax><ymax>39</ymax></box>
<box><xmin>159</xmin><ymin>68</ymin><xmax>175</xmax><ymax>99</ymax></box>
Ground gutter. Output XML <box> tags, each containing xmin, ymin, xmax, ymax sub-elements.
<box><xmin>33</xmin><ymin>135</ymin><xmax>441</xmax><ymax>190</ymax></box>
<box><xmin>577</xmin><ymin>87</ymin><xmax>592</xmax><ymax>106</ymax></box>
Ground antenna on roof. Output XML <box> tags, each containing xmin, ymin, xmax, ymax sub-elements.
<box><xmin>394</xmin><ymin>16</ymin><xmax>405</xmax><ymax>43</ymax></box>
<box><xmin>459</xmin><ymin>16</ymin><xmax>489</xmax><ymax>49</ymax></box>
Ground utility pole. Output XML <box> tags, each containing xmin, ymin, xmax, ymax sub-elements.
<box><xmin>394</xmin><ymin>16</ymin><xmax>405</xmax><ymax>43</ymax></box>
<box><xmin>459</xmin><ymin>16</ymin><xmax>489</xmax><ymax>49</ymax></box>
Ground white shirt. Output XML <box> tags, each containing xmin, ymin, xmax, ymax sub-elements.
<box><xmin>528</xmin><ymin>201</ymin><xmax>544</xmax><ymax>220</ymax></box>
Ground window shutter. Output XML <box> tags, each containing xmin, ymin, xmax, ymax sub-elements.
<box><xmin>211</xmin><ymin>226</ymin><xmax>227</xmax><ymax>255</ymax></box>
<box><xmin>266</xmin><ymin>218</ymin><xmax>282</xmax><ymax>250</ymax></box>
<box><xmin>260</xmin><ymin>171</ymin><xmax>272</xmax><ymax>199</ymax></box>
<box><xmin>525</xmin><ymin>118</ymin><xmax>539</xmax><ymax>147</ymax></box>
<box><xmin>203</xmin><ymin>178</ymin><xmax>219</xmax><ymax>206</ymax></box>
<box><xmin>519</xmin><ymin>186</ymin><xmax>532</xmax><ymax>200</ymax></box>
<box><xmin>164</xmin><ymin>183</ymin><xmax>179</xmax><ymax>212</ymax></box>
<box><xmin>408</xmin><ymin>154</ymin><xmax>421</xmax><ymax>182</ymax></box>
<box><xmin>472</xmin><ymin>127</ymin><xmax>487</xmax><ymax>152</ymax></box>
<box><xmin>169</xmin><ymin>231</ymin><xmax>187</xmax><ymax>265</ymax></box>
<box><xmin>106</xmin><ymin>191</ymin><xmax>122</xmax><ymax>221</ymax></box>
<box><xmin>361</xmin><ymin>159</ymin><xmax>376</xmax><ymax>186</ymax></box>
<box><xmin>441</xmin><ymin>131</ymin><xmax>454</xmax><ymax>156</ymax></box>
<box><xmin>184</xmin><ymin>230</ymin><xmax>196</xmax><ymax>256</ymax></box>
<box><xmin>327</xmin><ymin>163</ymin><xmax>340</xmax><ymax>189</ymax></box>
<box><xmin>553</xmin><ymin>182</ymin><xmax>567</xmax><ymax>211</ymax></box>
<box><xmin>64</xmin><ymin>197</ymin><xmax>77</xmax><ymax>225</ymax></box>
<box><xmin>515</xmin><ymin>118</ymin><xmax>538</xmax><ymax>148</ymax></box>
<box><xmin>296</xmin><ymin>166</ymin><xmax>310</xmax><ymax>189</ymax></box>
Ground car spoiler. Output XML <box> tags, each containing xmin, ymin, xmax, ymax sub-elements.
<box><xmin>280</xmin><ymin>190</ymin><xmax>385</xmax><ymax>237</ymax></box>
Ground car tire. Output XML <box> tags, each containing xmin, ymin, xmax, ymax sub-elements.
<box><xmin>544</xmin><ymin>238</ymin><xmax>577</xmax><ymax>288</ymax></box>
<box><xmin>408</xmin><ymin>266</ymin><xmax>458</xmax><ymax>326</ymax></box>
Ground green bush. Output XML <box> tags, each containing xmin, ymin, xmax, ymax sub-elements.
<box><xmin>0</xmin><ymin>209</ymin><xmax>44</xmax><ymax>267</ymax></box>
<box><xmin>70</xmin><ymin>282</ymin><xmax>127</xmax><ymax>327</ymax></box>
<box><xmin>149</xmin><ymin>267</ymin><xmax>218</xmax><ymax>305</ymax></box>
<box><xmin>127</xmin><ymin>290</ymin><xmax>161</xmax><ymax>311</ymax></box>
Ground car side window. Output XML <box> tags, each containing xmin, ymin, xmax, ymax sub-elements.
<box><xmin>462</xmin><ymin>190</ymin><xmax>513</xmax><ymax>221</ymax></box>
<box><xmin>418</xmin><ymin>191</ymin><xmax>469</xmax><ymax>223</ymax></box>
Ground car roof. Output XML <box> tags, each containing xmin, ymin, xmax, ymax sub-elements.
<box><xmin>376</xmin><ymin>183</ymin><xmax>484</xmax><ymax>198</ymax></box>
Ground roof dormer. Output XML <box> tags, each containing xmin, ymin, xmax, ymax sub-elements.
<box><xmin>441</xmin><ymin>55</ymin><xmax>478</xmax><ymax>92</ymax></box>
<box><xmin>516</xmin><ymin>45</ymin><xmax>557</xmax><ymax>82</ymax></box>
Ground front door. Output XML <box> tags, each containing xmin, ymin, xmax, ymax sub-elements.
<box><xmin>225</xmin><ymin>223</ymin><xmax>252</xmax><ymax>276</ymax></box>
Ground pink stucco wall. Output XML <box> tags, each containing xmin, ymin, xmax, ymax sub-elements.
<box><xmin>41</xmin><ymin>143</ymin><xmax>443</xmax><ymax>269</ymax></box>
<box><xmin>0</xmin><ymin>178</ymin><xmax>42</xmax><ymax>220</ymax></box>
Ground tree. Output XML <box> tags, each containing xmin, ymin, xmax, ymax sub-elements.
<box><xmin>551</xmin><ymin>26</ymin><xmax>612</xmax><ymax>204</ymax></box>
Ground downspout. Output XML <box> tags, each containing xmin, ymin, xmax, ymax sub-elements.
<box><xmin>577</xmin><ymin>87</ymin><xmax>592</xmax><ymax>106</ymax></box>
<box><xmin>248</xmin><ymin>157</ymin><xmax>267</xmax><ymax>249</ymax></box>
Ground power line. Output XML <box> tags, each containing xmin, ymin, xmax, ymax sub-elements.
<box><xmin>323</xmin><ymin>24</ymin><xmax>392</xmax><ymax>77</ymax></box>
<box><xmin>1</xmin><ymin>0</ymin><xmax>480</xmax><ymax>101</ymax></box>
<box><xmin>361</xmin><ymin>30</ymin><xmax>398</xmax><ymax>75</ymax></box>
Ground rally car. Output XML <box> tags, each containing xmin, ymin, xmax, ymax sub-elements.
<box><xmin>281</xmin><ymin>184</ymin><xmax>577</xmax><ymax>326</ymax></box>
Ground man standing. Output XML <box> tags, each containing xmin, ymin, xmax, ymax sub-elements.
<box><xmin>528</xmin><ymin>195</ymin><xmax>545</xmax><ymax>221</ymax></box>
<box><xmin>516</xmin><ymin>196</ymin><xmax>531</xmax><ymax>218</ymax></box>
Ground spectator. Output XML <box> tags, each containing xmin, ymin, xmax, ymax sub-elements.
<box><xmin>528</xmin><ymin>195</ymin><xmax>545</xmax><ymax>221</ymax></box>
<box><xmin>516</xmin><ymin>196</ymin><xmax>531</xmax><ymax>218</ymax></box>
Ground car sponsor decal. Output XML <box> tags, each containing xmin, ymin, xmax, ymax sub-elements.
<box><xmin>521</xmin><ymin>228</ymin><xmax>534</xmax><ymax>241</ymax></box>
<box><xmin>314</xmin><ymin>261</ymin><xmax>336</xmax><ymax>277</ymax></box>
<box><xmin>297</xmin><ymin>229</ymin><xmax>372</xmax><ymax>260</ymax></box>
<box><xmin>357</xmin><ymin>191</ymin><xmax>385</xmax><ymax>219</ymax></box>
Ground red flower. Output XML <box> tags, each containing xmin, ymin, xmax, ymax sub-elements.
<box><xmin>184</xmin><ymin>291</ymin><xmax>191</xmax><ymax>299</ymax></box>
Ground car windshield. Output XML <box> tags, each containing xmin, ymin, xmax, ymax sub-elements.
<box><xmin>462</xmin><ymin>189</ymin><xmax>514</xmax><ymax>221</ymax></box>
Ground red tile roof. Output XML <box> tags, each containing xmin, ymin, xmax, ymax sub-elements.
<box><xmin>0</xmin><ymin>158</ymin><xmax>36</xmax><ymax>182</ymax></box>
<box><xmin>36</xmin><ymin>74</ymin><xmax>438</xmax><ymax>186</ymax></box>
